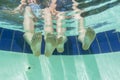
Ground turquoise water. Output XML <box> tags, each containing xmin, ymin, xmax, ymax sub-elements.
<box><xmin>0</xmin><ymin>50</ymin><xmax>120</xmax><ymax>80</ymax></box>
<box><xmin>0</xmin><ymin>0</ymin><xmax>120</xmax><ymax>36</ymax></box>
<box><xmin>0</xmin><ymin>0</ymin><xmax>120</xmax><ymax>80</ymax></box>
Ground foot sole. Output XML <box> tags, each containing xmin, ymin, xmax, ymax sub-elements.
<box><xmin>30</xmin><ymin>32</ymin><xmax>42</xmax><ymax>56</ymax></box>
<box><xmin>56</xmin><ymin>36</ymin><xmax>67</xmax><ymax>53</ymax></box>
<box><xmin>78</xmin><ymin>27</ymin><xmax>96</xmax><ymax>50</ymax></box>
<box><xmin>44</xmin><ymin>33</ymin><xmax>56</xmax><ymax>57</ymax></box>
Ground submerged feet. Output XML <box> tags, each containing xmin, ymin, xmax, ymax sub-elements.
<box><xmin>30</xmin><ymin>32</ymin><xmax>42</xmax><ymax>56</ymax></box>
<box><xmin>24</xmin><ymin>32</ymin><xmax>67</xmax><ymax>57</ymax></box>
<box><xmin>23</xmin><ymin>27</ymin><xmax>95</xmax><ymax>57</ymax></box>
<box><xmin>23</xmin><ymin>32</ymin><xmax>42</xmax><ymax>56</ymax></box>
<box><xmin>44</xmin><ymin>33</ymin><xmax>67</xmax><ymax>57</ymax></box>
<box><xmin>78</xmin><ymin>27</ymin><xmax>96</xmax><ymax>50</ymax></box>
<box><xmin>56</xmin><ymin>36</ymin><xmax>67</xmax><ymax>53</ymax></box>
<box><xmin>44</xmin><ymin>33</ymin><xmax>56</xmax><ymax>57</ymax></box>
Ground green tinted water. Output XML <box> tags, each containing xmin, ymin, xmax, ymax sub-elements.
<box><xmin>0</xmin><ymin>1</ymin><xmax>120</xmax><ymax>80</ymax></box>
<box><xmin>0</xmin><ymin>50</ymin><xmax>120</xmax><ymax>80</ymax></box>
<box><xmin>0</xmin><ymin>3</ymin><xmax>120</xmax><ymax>36</ymax></box>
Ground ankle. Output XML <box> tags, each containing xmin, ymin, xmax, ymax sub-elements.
<box><xmin>78</xmin><ymin>29</ymin><xmax>86</xmax><ymax>34</ymax></box>
<box><xmin>78</xmin><ymin>29</ymin><xmax>86</xmax><ymax>42</ymax></box>
<box><xmin>24</xmin><ymin>32</ymin><xmax>34</xmax><ymax>41</ymax></box>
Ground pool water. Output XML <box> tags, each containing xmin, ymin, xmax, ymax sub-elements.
<box><xmin>0</xmin><ymin>0</ymin><xmax>120</xmax><ymax>80</ymax></box>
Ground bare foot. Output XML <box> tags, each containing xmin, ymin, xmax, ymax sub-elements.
<box><xmin>78</xmin><ymin>27</ymin><xmax>96</xmax><ymax>50</ymax></box>
<box><xmin>56</xmin><ymin>36</ymin><xmax>67</xmax><ymax>53</ymax></box>
<box><xmin>30</xmin><ymin>32</ymin><xmax>42</xmax><ymax>56</ymax></box>
<box><xmin>44</xmin><ymin>33</ymin><xmax>56</xmax><ymax>57</ymax></box>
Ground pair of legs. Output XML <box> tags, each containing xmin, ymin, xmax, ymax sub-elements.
<box><xmin>23</xmin><ymin>6</ymin><xmax>42</xmax><ymax>56</ymax></box>
<box><xmin>43</xmin><ymin>8</ymin><xmax>67</xmax><ymax>57</ymax></box>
